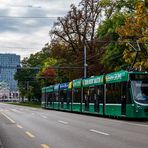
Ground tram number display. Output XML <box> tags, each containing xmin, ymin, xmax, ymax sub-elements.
<box><xmin>130</xmin><ymin>74</ymin><xmax>148</xmax><ymax>80</ymax></box>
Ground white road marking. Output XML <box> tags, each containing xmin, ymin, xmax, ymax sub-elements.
<box><xmin>25</xmin><ymin>131</ymin><xmax>35</xmax><ymax>138</ymax></box>
<box><xmin>41</xmin><ymin>115</ymin><xmax>47</xmax><ymax>119</ymax></box>
<box><xmin>90</xmin><ymin>129</ymin><xmax>110</xmax><ymax>136</ymax></box>
<box><xmin>17</xmin><ymin>124</ymin><xmax>23</xmax><ymax>129</ymax></box>
<box><xmin>58</xmin><ymin>120</ymin><xmax>68</xmax><ymax>124</ymax></box>
<box><xmin>11</xmin><ymin>109</ymin><xmax>22</xmax><ymax>113</ymax></box>
<box><xmin>31</xmin><ymin>109</ymin><xmax>37</xmax><ymax>111</ymax></box>
<box><xmin>1</xmin><ymin>112</ymin><xmax>15</xmax><ymax>123</ymax></box>
<box><xmin>20</xmin><ymin>109</ymin><xmax>24</xmax><ymax>111</ymax></box>
<box><xmin>41</xmin><ymin>144</ymin><xmax>50</xmax><ymax>148</ymax></box>
<box><xmin>0</xmin><ymin>109</ymin><xmax>9</xmax><ymax>112</ymax></box>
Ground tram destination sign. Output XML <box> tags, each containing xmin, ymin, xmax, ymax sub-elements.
<box><xmin>130</xmin><ymin>74</ymin><xmax>148</xmax><ymax>80</ymax></box>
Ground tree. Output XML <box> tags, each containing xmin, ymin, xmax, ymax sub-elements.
<box><xmin>14</xmin><ymin>46</ymin><xmax>52</xmax><ymax>102</ymax></box>
<box><xmin>50</xmin><ymin>0</ymin><xmax>106</xmax><ymax>78</ymax></box>
<box><xmin>37</xmin><ymin>57</ymin><xmax>57</xmax><ymax>84</ymax></box>
<box><xmin>97</xmin><ymin>12</ymin><xmax>127</xmax><ymax>71</ymax></box>
<box><xmin>97</xmin><ymin>0</ymin><xmax>141</xmax><ymax>72</ymax></box>
<box><xmin>117</xmin><ymin>1</ymin><xmax>148</xmax><ymax>70</ymax></box>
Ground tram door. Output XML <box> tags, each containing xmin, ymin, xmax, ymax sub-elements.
<box><xmin>46</xmin><ymin>93</ymin><xmax>49</xmax><ymax>108</ymax></box>
<box><xmin>84</xmin><ymin>89</ymin><xmax>90</xmax><ymax>111</ymax></box>
<box><xmin>48</xmin><ymin>93</ymin><xmax>52</xmax><ymax>107</ymax></box>
<box><xmin>121</xmin><ymin>83</ymin><xmax>127</xmax><ymax>115</ymax></box>
<box><xmin>94</xmin><ymin>87</ymin><xmax>99</xmax><ymax>112</ymax></box>
<box><xmin>67</xmin><ymin>90</ymin><xmax>72</xmax><ymax>109</ymax></box>
<box><xmin>60</xmin><ymin>91</ymin><xmax>64</xmax><ymax>109</ymax></box>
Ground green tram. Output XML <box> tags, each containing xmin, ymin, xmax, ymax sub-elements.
<box><xmin>41</xmin><ymin>70</ymin><xmax>148</xmax><ymax>119</ymax></box>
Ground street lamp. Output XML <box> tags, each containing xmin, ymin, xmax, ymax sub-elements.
<box><xmin>84</xmin><ymin>44</ymin><xmax>87</xmax><ymax>78</ymax></box>
<box><xmin>83</xmin><ymin>0</ymin><xmax>99</xmax><ymax>78</ymax></box>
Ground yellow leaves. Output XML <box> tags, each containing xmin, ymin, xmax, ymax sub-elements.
<box><xmin>99</xmin><ymin>0</ymin><xmax>111</xmax><ymax>6</ymax></box>
<box><xmin>43</xmin><ymin>58</ymin><xmax>57</xmax><ymax>68</ymax></box>
<box><xmin>117</xmin><ymin>1</ymin><xmax>148</xmax><ymax>39</ymax></box>
<box><xmin>123</xmin><ymin>49</ymin><xmax>148</xmax><ymax>69</ymax></box>
<box><xmin>116</xmin><ymin>2</ymin><xmax>148</xmax><ymax>70</ymax></box>
<box><xmin>134</xmin><ymin>58</ymin><xmax>148</xmax><ymax>69</ymax></box>
<box><xmin>135</xmin><ymin>2</ymin><xmax>147</xmax><ymax>15</ymax></box>
<box><xmin>139</xmin><ymin>28</ymin><xmax>148</xmax><ymax>42</ymax></box>
<box><xmin>123</xmin><ymin>49</ymin><xmax>136</xmax><ymax>63</ymax></box>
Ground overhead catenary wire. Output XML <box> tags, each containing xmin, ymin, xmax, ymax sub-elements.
<box><xmin>0</xmin><ymin>46</ymin><xmax>41</xmax><ymax>50</ymax></box>
<box><xmin>0</xmin><ymin>40</ymin><xmax>147</xmax><ymax>50</ymax></box>
<box><xmin>0</xmin><ymin>16</ymin><xmax>60</xmax><ymax>19</ymax></box>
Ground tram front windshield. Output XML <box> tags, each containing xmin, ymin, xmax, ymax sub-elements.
<box><xmin>131</xmin><ymin>81</ymin><xmax>148</xmax><ymax>104</ymax></box>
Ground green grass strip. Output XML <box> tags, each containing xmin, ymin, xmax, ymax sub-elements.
<box><xmin>8</xmin><ymin>102</ymin><xmax>41</xmax><ymax>108</ymax></box>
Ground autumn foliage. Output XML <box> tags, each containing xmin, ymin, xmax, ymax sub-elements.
<box><xmin>42</xmin><ymin>67</ymin><xmax>56</xmax><ymax>78</ymax></box>
<box><xmin>117</xmin><ymin>2</ymin><xmax>148</xmax><ymax>70</ymax></box>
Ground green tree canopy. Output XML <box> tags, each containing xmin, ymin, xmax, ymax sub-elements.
<box><xmin>117</xmin><ymin>1</ymin><xmax>148</xmax><ymax>70</ymax></box>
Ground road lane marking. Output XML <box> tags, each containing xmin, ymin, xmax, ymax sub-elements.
<box><xmin>90</xmin><ymin>129</ymin><xmax>110</xmax><ymax>136</ymax></box>
<box><xmin>25</xmin><ymin>131</ymin><xmax>35</xmax><ymax>138</ymax></box>
<box><xmin>41</xmin><ymin>115</ymin><xmax>47</xmax><ymax>119</ymax></box>
<box><xmin>0</xmin><ymin>109</ymin><xmax>9</xmax><ymax>112</ymax></box>
<box><xmin>58</xmin><ymin>120</ymin><xmax>68</xmax><ymax>124</ymax></box>
<box><xmin>11</xmin><ymin>109</ymin><xmax>22</xmax><ymax>113</ymax></box>
<box><xmin>1</xmin><ymin>113</ymin><xmax>15</xmax><ymax>123</ymax></box>
<box><xmin>17</xmin><ymin>124</ymin><xmax>23</xmax><ymax>129</ymax></box>
<box><xmin>41</xmin><ymin>144</ymin><xmax>50</xmax><ymax>148</ymax></box>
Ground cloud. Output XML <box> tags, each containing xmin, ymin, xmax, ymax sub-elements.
<box><xmin>0</xmin><ymin>0</ymin><xmax>81</xmax><ymax>60</ymax></box>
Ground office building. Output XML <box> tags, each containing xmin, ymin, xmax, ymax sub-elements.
<box><xmin>0</xmin><ymin>53</ymin><xmax>20</xmax><ymax>92</ymax></box>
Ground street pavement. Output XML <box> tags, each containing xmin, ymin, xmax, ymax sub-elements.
<box><xmin>0</xmin><ymin>103</ymin><xmax>148</xmax><ymax>148</ymax></box>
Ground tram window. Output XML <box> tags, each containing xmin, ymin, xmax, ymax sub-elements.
<box><xmin>67</xmin><ymin>90</ymin><xmax>72</xmax><ymax>102</ymax></box>
<box><xmin>106</xmin><ymin>83</ymin><xmax>121</xmax><ymax>103</ymax></box>
<box><xmin>55</xmin><ymin>92</ymin><xmax>59</xmax><ymax>102</ymax></box>
<box><xmin>42</xmin><ymin>93</ymin><xmax>45</xmax><ymax>102</ymax></box>
<box><xmin>52</xmin><ymin>93</ymin><xmax>56</xmax><ymax>102</ymax></box>
<box><xmin>83</xmin><ymin>88</ymin><xmax>89</xmax><ymax>103</ymax></box>
<box><xmin>83</xmin><ymin>86</ymin><xmax>104</xmax><ymax>103</ymax></box>
<box><xmin>131</xmin><ymin>81</ymin><xmax>148</xmax><ymax>104</ymax></box>
<box><xmin>122</xmin><ymin>82</ymin><xmax>131</xmax><ymax>103</ymax></box>
<box><xmin>47</xmin><ymin>93</ymin><xmax>52</xmax><ymax>102</ymax></box>
<box><xmin>60</xmin><ymin>90</ymin><xmax>67</xmax><ymax>102</ymax></box>
<box><xmin>83</xmin><ymin>87</ymin><xmax>95</xmax><ymax>103</ymax></box>
<box><xmin>46</xmin><ymin>93</ymin><xmax>49</xmax><ymax>102</ymax></box>
<box><xmin>89</xmin><ymin>87</ymin><xmax>95</xmax><ymax>103</ymax></box>
<box><xmin>73</xmin><ymin>88</ymin><xmax>81</xmax><ymax>103</ymax></box>
<box><xmin>95</xmin><ymin>86</ymin><xmax>104</xmax><ymax>103</ymax></box>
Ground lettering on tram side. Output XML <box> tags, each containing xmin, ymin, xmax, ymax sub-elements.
<box><xmin>73</xmin><ymin>79</ymin><xmax>82</xmax><ymax>87</ymax></box>
<box><xmin>106</xmin><ymin>71</ymin><xmax>128</xmax><ymax>83</ymax></box>
<box><xmin>107</xmin><ymin>73</ymin><xmax>122</xmax><ymax>82</ymax></box>
<box><xmin>93</xmin><ymin>77</ymin><xmax>103</xmax><ymax>84</ymax></box>
<box><xmin>83</xmin><ymin>76</ymin><xmax>104</xmax><ymax>86</ymax></box>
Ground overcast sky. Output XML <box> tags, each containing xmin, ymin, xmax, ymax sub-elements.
<box><xmin>0</xmin><ymin>0</ymin><xmax>81</xmax><ymax>60</ymax></box>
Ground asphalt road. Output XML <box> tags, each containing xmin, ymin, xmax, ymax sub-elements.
<box><xmin>0</xmin><ymin>103</ymin><xmax>148</xmax><ymax>148</ymax></box>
